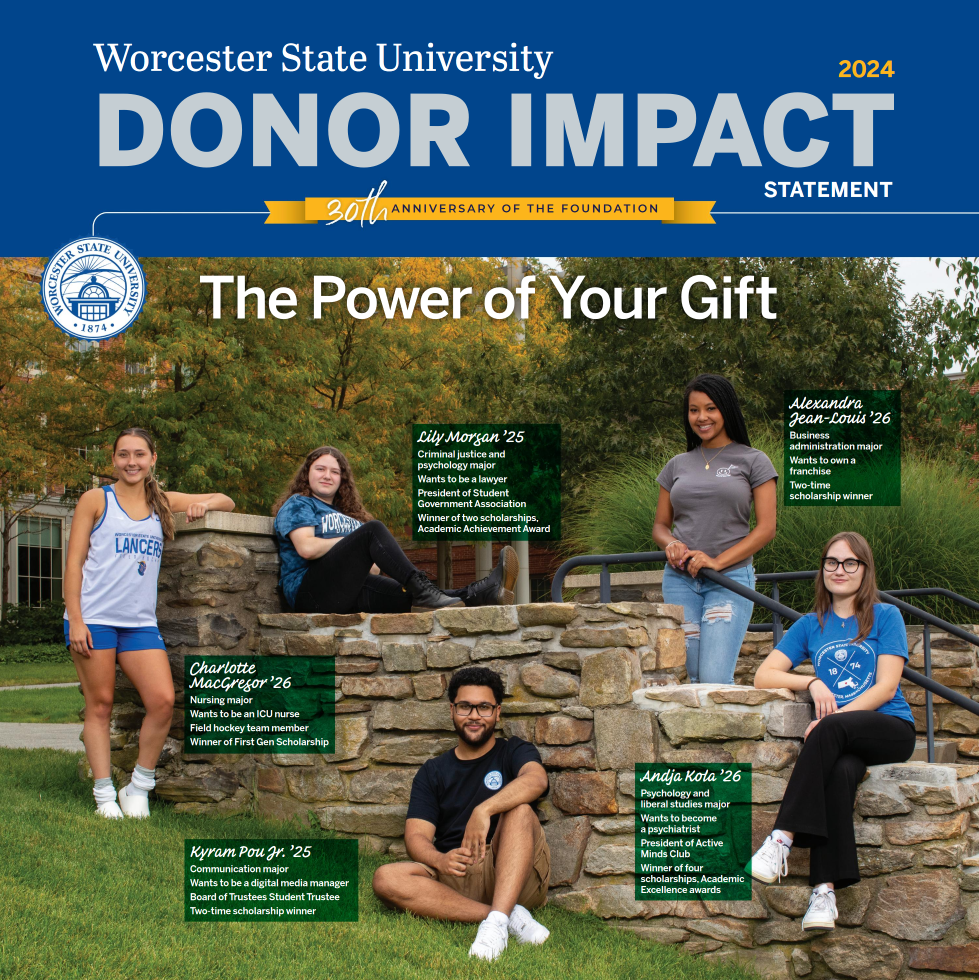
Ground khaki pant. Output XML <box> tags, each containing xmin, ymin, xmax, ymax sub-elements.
<box><xmin>417</xmin><ymin>815</ymin><xmax>550</xmax><ymax>909</ymax></box>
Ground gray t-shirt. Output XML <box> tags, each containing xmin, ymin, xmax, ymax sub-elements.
<box><xmin>656</xmin><ymin>444</ymin><xmax>777</xmax><ymax>571</ymax></box>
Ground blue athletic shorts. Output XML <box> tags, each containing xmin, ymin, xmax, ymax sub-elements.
<box><xmin>64</xmin><ymin>622</ymin><xmax>166</xmax><ymax>652</ymax></box>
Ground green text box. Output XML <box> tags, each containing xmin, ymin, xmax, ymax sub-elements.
<box><xmin>784</xmin><ymin>390</ymin><xmax>901</xmax><ymax>507</ymax></box>
<box><xmin>635</xmin><ymin>763</ymin><xmax>752</xmax><ymax>901</ymax></box>
<box><xmin>185</xmin><ymin>838</ymin><xmax>358</xmax><ymax>922</ymax></box>
<box><xmin>412</xmin><ymin>423</ymin><xmax>561</xmax><ymax>541</ymax></box>
<box><xmin>184</xmin><ymin>656</ymin><xmax>335</xmax><ymax>755</ymax></box>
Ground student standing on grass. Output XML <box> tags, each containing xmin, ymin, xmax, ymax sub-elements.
<box><xmin>64</xmin><ymin>428</ymin><xmax>235</xmax><ymax>819</ymax></box>
<box><xmin>372</xmin><ymin>666</ymin><xmax>551</xmax><ymax>962</ymax></box>
<box><xmin>652</xmin><ymin>374</ymin><xmax>777</xmax><ymax>684</ymax></box>
<box><xmin>273</xmin><ymin>446</ymin><xmax>518</xmax><ymax>614</ymax></box>
<box><xmin>747</xmin><ymin>531</ymin><xmax>916</xmax><ymax>930</ymax></box>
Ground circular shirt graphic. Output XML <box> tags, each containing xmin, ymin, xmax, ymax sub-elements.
<box><xmin>484</xmin><ymin>770</ymin><xmax>503</xmax><ymax>791</ymax></box>
<box><xmin>41</xmin><ymin>238</ymin><xmax>146</xmax><ymax>341</ymax></box>
<box><xmin>812</xmin><ymin>637</ymin><xmax>876</xmax><ymax>703</ymax></box>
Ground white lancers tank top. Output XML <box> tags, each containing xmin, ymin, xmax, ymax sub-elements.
<box><xmin>69</xmin><ymin>486</ymin><xmax>165</xmax><ymax>628</ymax></box>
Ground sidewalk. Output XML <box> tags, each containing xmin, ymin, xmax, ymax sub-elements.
<box><xmin>0</xmin><ymin>682</ymin><xmax>79</xmax><ymax>691</ymax></box>
<box><xmin>0</xmin><ymin>723</ymin><xmax>83</xmax><ymax>750</ymax></box>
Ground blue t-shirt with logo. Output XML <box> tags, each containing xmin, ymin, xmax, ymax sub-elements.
<box><xmin>274</xmin><ymin>494</ymin><xmax>363</xmax><ymax>607</ymax></box>
<box><xmin>776</xmin><ymin>603</ymin><xmax>914</xmax><ymax>724</ymax></box>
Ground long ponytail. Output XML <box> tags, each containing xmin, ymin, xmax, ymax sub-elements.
<box><xmin>113</xmin><ymin>428</ymin><xmax>176</xmax><ymax>540</ymax></box>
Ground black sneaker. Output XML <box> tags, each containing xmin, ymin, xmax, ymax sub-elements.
<box><xmin>404</xmin><ymin>571</ymin><xmax>465</xmax><ymax>611</ymax></box>
<box><xmin>466</xmin><ymin>546</ymin><xmax>519</xmax><ymax>606</ymax></box>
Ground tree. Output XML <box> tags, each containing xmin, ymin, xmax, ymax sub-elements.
<box><xmin>0</xmin><ymin>260</ymin><xmax>94</xmax><ymax>604</ymax></box>
<box><xmin>527</xmin><ymin>257</ymin><xmax>927</xmax><ymax>488</ymax></box>
<box><xmin>48</xmin><ymin>257</ymin><xmax>532</xmax><ymax>525</ymax></box>
<box><xmin>906</xmin><ymin>258</ymin><xmax>979</xmax><ymax>468</ymax></box>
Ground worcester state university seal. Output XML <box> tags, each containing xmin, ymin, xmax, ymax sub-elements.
<box><xmin>41</xmin><ymin>238</ymin><xmax>145</xmax><ymax>341</ymax></box>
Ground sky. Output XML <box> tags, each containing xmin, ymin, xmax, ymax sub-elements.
<box><xmin>894</xmin><ymin>257</ymin><xmax>961</xmax><ymax>304</ymax></box>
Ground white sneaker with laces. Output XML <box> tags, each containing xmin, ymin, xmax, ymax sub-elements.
<box><xmin>802</xmin><ymin>885</ymin><xmax>838</xmax><ymax>931</ymax></box>
<box><xmin>469</xmin><ymin>915</ymin><xmax>509</xmax><ymax>961</ymax></box>
<box><xmin>747</xmin><ymin>834</ymin><xmax>790</xmax><ymax>883</ymax></box>
<box><xmin>118</xmin><ymin>782</ymin><xmax>150</xmax><ymax>819</ymax></box>
<box><xmin>96</xmin><ymin>800</ymin><xmax>124</xmax><ymax>819</ymax></box>
<box><xmin>508</xmin><ymin>904</ymin><xmax>549</xmax><ymax>945</ymax></box>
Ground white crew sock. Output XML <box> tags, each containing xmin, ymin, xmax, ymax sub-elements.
<box><xmin>772</xmin><ymin>829</ymin><xmax>793</xmax><ymax>849</ymax></box>
<box><xmin>93</xmin><ymin>777</ymin><xmax>116</xmax><ymax>806</ymax></box>
<box><xmin>128</xmin><ymin>764</ymin><xmax>156</xmax><ymax>798</ymax></box>
<box><xmin>486</xmin><ymin>911</ymin><xmax>509</xmax><ymax>928</ymax></box>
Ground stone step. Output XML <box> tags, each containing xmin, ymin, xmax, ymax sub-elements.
<box><xmin>909</xmin><ymin>740</ymin><xmax>958</xmax><ymax>763</ymax></box>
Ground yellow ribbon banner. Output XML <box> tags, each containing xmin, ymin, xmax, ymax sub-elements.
<box><xmin>265</xmin><ymin>197</ymin><xmax>715</xmax><ymax>225</ymax></box>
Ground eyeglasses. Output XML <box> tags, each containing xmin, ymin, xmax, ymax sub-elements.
<box><xmin>822</xmin><ymin>557</ymin><xmax>866</xmax><ymax>573</ymax></box>
<box><xmin>451</xmin><ymin>701</ymin><xmax>498</xmax><ymax>717</ymax></box>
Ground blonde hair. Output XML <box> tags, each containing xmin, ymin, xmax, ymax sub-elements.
<box><xmin>113</xmin><ymin>428</ymin><xmax>175</xmax><ymax>540</ymax></box>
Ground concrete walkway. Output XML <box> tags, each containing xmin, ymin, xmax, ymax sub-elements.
<box><xmin>0</xmin><ymin>723</ymin><xmax>83</xmax><ymax>750</ymax></box>
<box><xmin>0</xmin><ymin>682</ymin><xmax>79</xmax><ymax>691</ymax></box>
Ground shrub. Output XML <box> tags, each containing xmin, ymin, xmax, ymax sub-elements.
<box><xmin>0</xmin><ymin>643</ymin><xmax>68</xmax><ymax>664</ymax></box>
<box><xmin>0</xmin><ymin>602</ymin><xmax>66</xmax><ymax>646</ymax></box>
<box><xmin>564</xmin><ymin>434</ymin><xmax>979</xmax><ymax>624</ymax></box>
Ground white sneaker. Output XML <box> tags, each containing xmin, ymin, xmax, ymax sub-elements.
<box><xmin>118</xmin><ymin>782</ymin><xmax>150</xmax><ymax>819</ymax></box>
<box><xmin>508</xmin><ymin>904</ymin><xmax>549</xmax><ymax>945</ymax></box>
<box><xmin>469</xmin><ymin>915</ymin><xmax>509</xmax><ymax>961</ymax></box>
<box><xmin>802</xmin><ymin>885</ymin><xmax>838</xmax><ymax>931</ymax></box>
<box><xmin>96</xmin><ymin>800</ymin><xmax>124</xmax><ymax>819</ymax></box>
<box><xmin>747</xmin><ymin>834</ymin><xmax>790</xmax><ymax>883</ymax></box>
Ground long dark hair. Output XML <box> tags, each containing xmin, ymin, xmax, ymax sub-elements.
<box><xmin>112</xmin><ymin>428</ymin><xmax>175</xmax><ymax>540</ymax></box>
<box><xmin>273</xmin><ymin>446</ymin><xmax>374</xmax><ymax>523</ymax></box>
<box><xmin>683</xmin><ymin>374</ymin><xmax>751</xmax><ymax>451</ymax></box>
<box><xmin>814</xmin><ymin>531</ymin><xmax>879</xmax><ymax>644</ymax></box>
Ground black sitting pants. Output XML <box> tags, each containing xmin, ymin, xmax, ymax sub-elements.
<box><xmin>293</xmin><ymin>520</ymin><xmax>421</xmax><ymax>614</ymax></box>
<box><xmin>774</xmin><ymin>710</ymin><xmax>916</xmax><ymax>888</ymax></box>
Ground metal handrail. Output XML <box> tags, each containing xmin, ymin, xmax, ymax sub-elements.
<box><xmin>550</xmin><ymin>553</ymin><xmax>979</xmax><ymax>765</ymax></box>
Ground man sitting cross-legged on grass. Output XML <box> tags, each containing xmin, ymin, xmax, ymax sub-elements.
<box><xmin>372</xmin><ymin>666</ymin><xmax>552</xmax><ymax>961</ymax></box>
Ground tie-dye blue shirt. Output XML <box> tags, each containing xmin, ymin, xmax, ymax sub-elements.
<box><xmin>274</xmin><ymin>494</ymin><xmax>363</xmax><ymax>607</ymax></box>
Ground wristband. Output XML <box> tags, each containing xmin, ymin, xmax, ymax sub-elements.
<box><xmin>806</xmin><ymin>677</ymin><xmax>821</xmax><ymax>690</ymax></box>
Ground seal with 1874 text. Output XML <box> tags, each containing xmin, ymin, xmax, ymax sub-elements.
<box><xmin>41</xmin><ymin>237</ymin><xmax>145</xmax><ymax>341</ymax></box>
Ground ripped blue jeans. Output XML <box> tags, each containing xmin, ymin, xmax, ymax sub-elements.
<box><xmin>661</xmin><ymin>564</ymin><xmax>756</xmax><ymax>684</ymax></box>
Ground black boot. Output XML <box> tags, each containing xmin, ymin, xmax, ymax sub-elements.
<box><xmin>465</xmin><ymin>546</ymin><xmax>519</xmax><ymax>606</ymax></box>
<box><xmin>404</xmin><ymin>571</ymin><xmax>465</xmax><ymax>612</ymax></box>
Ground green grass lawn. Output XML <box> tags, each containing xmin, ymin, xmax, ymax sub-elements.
<box><xmin>0</xmin><ymin>685</ymin><xmax>84</xmax><ymax>723</ymax></box>
<box><xmin>0</xmin><ymin>750</ymin><xmax>757</xmax><ymax>980</ymax></box>
<box><xmin>0</xmin><ymin>661</ymin><xmax>79</xmax><ymax>688</ymax></box>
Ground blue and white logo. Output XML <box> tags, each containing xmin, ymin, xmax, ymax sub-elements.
<box><xmin>484</xmin><ymin>770</ymin><xmax>503</xmax><ymax>791</ymax></box>
<box><xmin>41</xmin><ymin>237</ymin><xmax>146</xmax><ymax>341</ymax></box>
<box><xmin>814</xmin><ymin>638</ymin><xmax>876</xmax><ymax>703</ymax></box>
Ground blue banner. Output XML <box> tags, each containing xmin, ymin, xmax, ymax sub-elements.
<box><xmin>3</xmin><ymin>2</ymin><xmax>976</xmax><ymax>256</ymax></box>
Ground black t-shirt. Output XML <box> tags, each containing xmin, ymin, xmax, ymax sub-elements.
<box><xmin>406</xmin><ymin>737</ymin><xmax>545</xmax><ymax>853</ymax></box>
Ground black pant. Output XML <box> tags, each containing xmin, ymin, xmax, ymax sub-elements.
<box><xmin>293</xmin><ymin>521</ymin><xmax>422</xmax><ymax>614</ymax></box>
<box><xmin>775</xmin><ymin>710</ymin><xmax>916</xmax><ymax>889</ymax></box>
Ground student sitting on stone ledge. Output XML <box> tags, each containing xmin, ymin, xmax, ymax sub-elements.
<box><xmin>372</xmin><ymin>666</ymin><xmax>551</xmax><ymax>961</ymax></box>
<box><xmin>273</xmin><ymin>445</ymin><xmax>518</xmax><ymax>614</ymax></box>
<box><xmin>746</xmin><ymin>531</ymin><xmax>916</xmax><ymax>931</ymax></box>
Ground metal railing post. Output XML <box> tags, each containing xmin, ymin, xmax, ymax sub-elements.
<box><xmin>549</xmin><ymin>553</ymin><xmax>979</xmax><ymax>723</ymax></box>
<box><xmin>924</xmin><ymin>624</ymin><xmax>934</xmax><ymax>764</ymax></box>
<box><xmin>772</xmin><ymin>581</ymin><xmax>783</xmax><ymax>645</ymax></box>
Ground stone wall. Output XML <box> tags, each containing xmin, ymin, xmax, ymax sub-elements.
<box><xmin>97</xmin><ymin>515</ymin><xmax>979</xmax><ymax>978</ymax></box>
<box><xmin>558</xmin><ymin>685</ymin><xmax>979</xmax><ymax>980</ymax></box>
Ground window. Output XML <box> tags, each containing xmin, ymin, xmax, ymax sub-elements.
<box><xmin>17</xmin><ymin>517</ymin><xmax>63</xmax><ymax>606</ymax></box>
